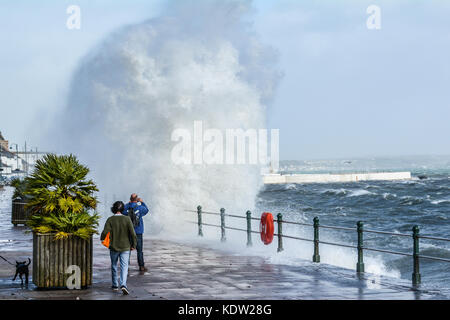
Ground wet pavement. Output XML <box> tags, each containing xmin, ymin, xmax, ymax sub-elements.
<box><xmin>0</xmin><ymin>187</ymin><xmax>447</xmax><ymax>300</ymax></box>
<box><xmin>0</xmin><ymin>233</ymin><xmax>446</xmax><ymax>300</ymax></box>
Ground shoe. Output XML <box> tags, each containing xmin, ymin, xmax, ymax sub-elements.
<box><xmin>121</xmin><ymin>286</ymin><xmax>129</xmax><ymax>295</ymax></box>
<box><xmin>112</xmin><ymin>286</ymin><xmax>119</xmax><ymax>291</ymax></box>
<box><xmin>139</xmin><ymin>266</ymin><xmax>148</xmax><ymax>272</ymax></box>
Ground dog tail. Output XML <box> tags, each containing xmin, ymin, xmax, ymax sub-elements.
<box><xmin>26</xmin><ymin>258</ymin><xmax>31</xmax><ymax>266</ymax></box>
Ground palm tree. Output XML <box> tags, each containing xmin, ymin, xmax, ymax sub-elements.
<box><xmin>25</xmin><ymin>154</ymin><xmax>99</xmax><ymax>240</ymax></box>
<box><xmin>10</xmin><ymin>177</ymin><xmax>28</xmax><ymax>199</ymax></box>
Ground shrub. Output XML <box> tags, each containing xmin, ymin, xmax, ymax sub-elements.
<box><xmin>10</xmin><ymin>177</ymin><xmax>28</xmax><ymax>200</ymax></box>
<box><xmin>24</xmin><ymin>154</ymin><xmax>99</xmax><ymax>240</ymax></box>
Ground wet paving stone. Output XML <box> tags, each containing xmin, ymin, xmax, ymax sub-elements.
<box><xmin>0</xmin><ymin>224</ymin><xmax>447</xmax><ymax>300</ymax></box>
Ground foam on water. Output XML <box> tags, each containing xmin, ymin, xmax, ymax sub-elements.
<box><xmin>346</xmin><ymin>189</ymin><xmax>375</xmax><ymax>197</ymax></box>
<box><xmin>322</xmin><ymin>188</ymin><xmax>348</xmax><ymax>196</ymax></box>
<box><xmin>431</xmin><ymin>198</ymin><xmax>450</xmax><ymax>205</ymax></box>
<box><xmin>258</xmin><ymin>171</ymin><xmax>450</xmax><ymax>290</ymax></box>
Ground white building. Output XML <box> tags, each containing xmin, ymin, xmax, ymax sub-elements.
<box><xmin>0</xmin><ymin>131</ymin><xmax>27</xmax><ymax>180</ymax></box>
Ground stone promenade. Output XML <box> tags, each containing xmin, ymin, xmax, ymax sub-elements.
<box><xmin>0</xmin><ymin>227</ymin><xmax>446</xmax><ymax>300</ymax></box>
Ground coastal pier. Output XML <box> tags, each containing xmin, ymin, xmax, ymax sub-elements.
<box><xmin>263</xmin><ymin>172</ymin><xmax>412</xmax><ymax>184</ymax></box>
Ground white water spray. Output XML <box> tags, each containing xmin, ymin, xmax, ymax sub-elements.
<box><xmin>55</xmin><ymin>0</ymin><xmax>281</xmax><ymax>234</ymax></box>
<box><xmin>50</xmin><ymin>0</ymin><xmax>403</xmax><ymax>281</ymax></box>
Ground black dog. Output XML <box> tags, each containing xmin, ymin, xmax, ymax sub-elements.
<box><xmin>13</xmin><ymin>258</ymin><xmax>31</xmax><ymax>285</ymax></box>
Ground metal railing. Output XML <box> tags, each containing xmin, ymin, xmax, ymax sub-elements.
<box><xmin>187</xmin><ymin>205</ymin><xmax>450</xmax><ymax>287</ymax></box>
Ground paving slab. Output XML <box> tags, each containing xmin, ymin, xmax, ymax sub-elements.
<box><xmin>0</xmin><ymin>222</ymin><xmax>447</xmax><ymax>300</ymax></box>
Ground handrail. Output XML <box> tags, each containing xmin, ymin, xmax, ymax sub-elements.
<box><xmin>364</xmin><ymin>229</ymin><xmax>411</xmax><ymax>237</ymax></box>
<box><xmin>418</xmin><ymin>235</ymin><xmax>450</xmax><ymax>242</ymax></box>
<box><xmin>192</xmin><ymin>208</ymin><xmax>450</xmax><ymax>241</ymax></box>
<box><xmin>193</xmin><ymin>220</ymin><xmax>450</xmax><ymax>263</ymax></box>
<box><xmin>191</xmin><ymin>206</ymin><xmax>450</xmax><ymax>287</ymax></box>
<box><xmin>319</xmin><ymin>224</ymin><xmax>355</xmax><ymax>232</ymax></box>
<box><xmin>418</xmin><ymin>255</ymin><xmax>450</xmax><ymax>263</ymax></box>
<box><xmin>188</xmin><ymin>220</ymin><xmax>356</xmax><ymax>248</ymax></box>
<box><xmin>274</xmin><ymin>233</ymin><xmax>314</xmax><ymax>243</ymax></box>
<box><xmin>318</xmin><ymin>240</ymin><xmax>357</xmax><ymax>249</ymax></box>
<box><xmin>280</xmin><ymin>220</ymin><xmax>313</xmax><ymax>227</ymax></box>
<box><xmin>363</xmin><ymin>247</ymin><xmax>412</xmax><ymax>257</ymax></box>
<box><xmin>190</xmin><ymin>221</ymin><xmax>261</xmax><ymax>235</ymax></box>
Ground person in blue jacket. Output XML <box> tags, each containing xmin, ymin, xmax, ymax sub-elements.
<box><xmin>123</xmin><ymin>193</ymin><xmax>149</xmax><ymax>272</ymax></box>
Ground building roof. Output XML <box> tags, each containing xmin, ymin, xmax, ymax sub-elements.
<box><xmin>0</xmin><ymin>145</ymin><xmax>15</xmax><ymax>158</ymax></box>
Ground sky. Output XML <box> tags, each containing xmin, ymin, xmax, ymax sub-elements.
<box><xmin>0</xmin><ymin>0</ymin><xmax>449</xmax><ymax>160</ymax></box>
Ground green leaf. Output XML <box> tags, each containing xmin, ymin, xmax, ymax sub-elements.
<box><xmin>22</xmin><ymin>153</ymin><xmax>100</xmax><ymax>239</ymax></box>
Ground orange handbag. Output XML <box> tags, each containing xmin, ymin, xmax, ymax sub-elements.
<box><xmin>102</xmin><ymin>232</ymin><xmax>111</xmax><ymax>248</ymax></box>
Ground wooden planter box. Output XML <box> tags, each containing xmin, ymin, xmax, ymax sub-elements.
<box><xmin>32</xmin><ymin>233</ymin><xmax>93</xmax><ymax>289</ymax></box>
<box><xmin>11</xmin><ymin>199</ymin><xmax>32</xmax><ymax>226</ymax></box>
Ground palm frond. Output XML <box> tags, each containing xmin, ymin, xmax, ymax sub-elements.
<box><xmin>23</xmin><ymin>153</ymin><xmax>100</xmax><ymax>240</ymax></box>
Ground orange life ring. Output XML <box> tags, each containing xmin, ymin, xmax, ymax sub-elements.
<box><xmin>260</xmin><ymin>212</ymin><xmax>274</xmax><ymax>245</ymax></box>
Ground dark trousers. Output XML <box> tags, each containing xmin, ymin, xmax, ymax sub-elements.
<box><xmin>136</xmin><ymin>234</ymin><xmax>144</xmax><ymax>267</ymax></box>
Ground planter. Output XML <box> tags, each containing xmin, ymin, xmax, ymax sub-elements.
<box><xmin>32</xmin><ymin>233</ymin><xmax>93</xmax><ymax>289</ymax></box>
<box><xmin>11</xmin><ymin>198</ymin><xmax>32</xmax><ymax>226</ymax></box>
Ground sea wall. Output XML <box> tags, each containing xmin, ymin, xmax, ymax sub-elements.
<box><xmin>263</xmin><ymin>172</ymin><xmax>412</xmax><ymax>184</ymax></box>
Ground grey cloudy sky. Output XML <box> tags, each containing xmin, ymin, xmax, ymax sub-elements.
<box><xmin>1</xmin><ymin>0</ymin><xmax>449</xmax><ymax>160</ymax></box>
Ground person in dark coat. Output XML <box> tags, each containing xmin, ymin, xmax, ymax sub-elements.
<box><xmin>101</xmin><ymin>201</ymin><xmax>137</xmax><ymax>295</ymax></box>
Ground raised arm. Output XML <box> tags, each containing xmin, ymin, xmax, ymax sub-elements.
<box><xmin>138</xmin><ymin>201</ymin><xmax>149</xmax><ymax>217</ymax></box>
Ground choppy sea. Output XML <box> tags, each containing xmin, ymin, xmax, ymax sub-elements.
<box><xmin>256</xmin><ymin>156</ymin><xmax>450</xmax><ymax>293</ymax></box>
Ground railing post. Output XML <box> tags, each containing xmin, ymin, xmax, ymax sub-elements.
<box><xmin>277</xmin><ymin>213</ymin><xmax>283</xmax><ymax>252</ymax></box>
<box><xmin>412</xmin><ymin>225</ymin><xmax>421</xmax><ymax>286</ymax></box>
<box><xmin>356</xmin><ymin>221</ymin><xmax>365</xmax><ymax>273</ymax></box>
<box><xmin>197</xmin><ymin>205</ymin><xmax>203</xmax><ymax>237</ymax></box>
<box><xmin>220</xmin><ymin>208</ymin><xmax>226</xmax><ymax>242</ymax></box>
<box><xmin>313</xmin><ymin>217</ymin><xmax>320</xmax><ymax>263</ymax></box>
<box><xmin>246</xmin><ymin>210</ymin><xmax>252</xmax><ymax>247</ymax></box>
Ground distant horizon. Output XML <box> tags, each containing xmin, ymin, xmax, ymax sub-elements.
<box><xmin>3</xmin><ymin>127</ymin><xmax>450</xmax><ymax>163</ymax></box>
<box><xmin>280</xmin><ymin>153</ymin><xmax>450</xmax><ymax>162</ymax></box>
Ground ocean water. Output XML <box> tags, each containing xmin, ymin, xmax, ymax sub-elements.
<box><xmin>255</xmin><ymin>156</ymin><xmax>450</xmax><ymax>293</ymax></box>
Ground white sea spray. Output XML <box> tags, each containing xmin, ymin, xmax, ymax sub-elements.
<box><xmin>53</xmin><ymin>0</ymin><xmax>281</xmax><ymax>235</ymax></box>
